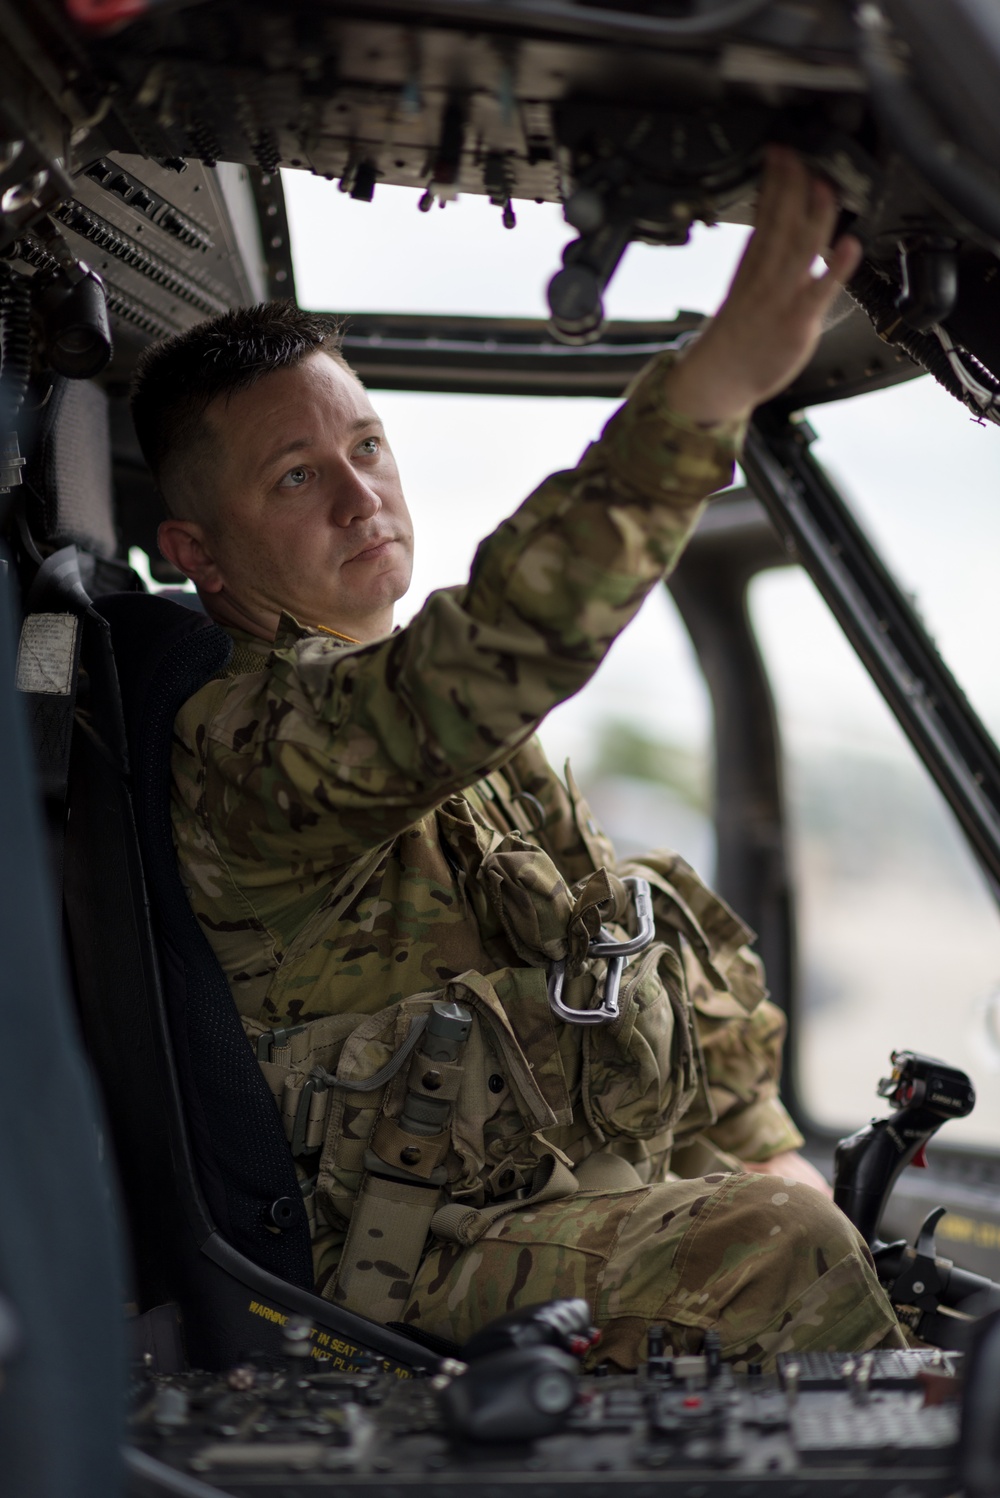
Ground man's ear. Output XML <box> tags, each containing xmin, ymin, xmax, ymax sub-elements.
<box><xmin>157</xmin><ymin>519</ymin><xmax>224</xmax><ymax>594</ymax></box>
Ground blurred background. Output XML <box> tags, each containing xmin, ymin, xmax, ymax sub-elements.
<box><xmin>173</xmin><ymin>173</ymin><xmax>1000</xmax><ymax>1146</ymax></box>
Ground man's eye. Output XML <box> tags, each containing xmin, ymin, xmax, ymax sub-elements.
<box><xmin>357</xmin><ymin>436</ymin><xmax>380</xmax><ymax>456</ymax></box>
<box><xmin>279</xmin><ymin>466</ymin><xmax>309</xmax><ymax>488</ymax></box>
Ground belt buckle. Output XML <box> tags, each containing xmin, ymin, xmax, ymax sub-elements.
<box><xmin>255</xmin><ymin>1022</ymin><xmax>310</xmax><ymax>1063</ymax></box>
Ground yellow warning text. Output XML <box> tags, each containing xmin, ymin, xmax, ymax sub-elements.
<box><xmin>246</xmin><ymin>1299</ymin><xmax>411</xmax><ymax>1376</ymax></box>
<box><xmin>936</xmin><ymin>1213</ymin><xmax>1000</xmax><ymax>1252</ymax></box>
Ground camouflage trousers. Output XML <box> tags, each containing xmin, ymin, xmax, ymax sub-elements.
<box><xmin>393</xmin><ymin>1173</ymin><xmax>906</xmax><ymax>1370</ymax></box>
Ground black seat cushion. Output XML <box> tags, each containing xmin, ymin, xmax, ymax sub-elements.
<box><xmin>97</xmin><ymin>592</ymin><xmax>313</xmax><ymax>1291</ymax></box>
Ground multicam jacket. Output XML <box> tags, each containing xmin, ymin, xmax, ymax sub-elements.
<box><xmin>171</xmin><ymin>353</ymin><xmax>803</xmax><ymax>1289</ymax></box>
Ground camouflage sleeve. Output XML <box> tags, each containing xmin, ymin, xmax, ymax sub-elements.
<box><xmin>695</xmin><ymin>994</ymin><xmax>805</xmax><ymax>1163</ymax></box>
<box><xmin>200</xmin><ymin>353</ymin><xmax>744</xmax><ymax>873</ymax></box>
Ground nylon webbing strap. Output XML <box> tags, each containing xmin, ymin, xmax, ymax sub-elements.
<box><xmin>317</xmin><ymin>1015</ymin><xmax>428</xmax><ymax>1094</ymax></box>
<box><xmin>330</xmin><ymin>1174</ymin><xmax>441</xmax><ymax>1320</ymax></box>
<box><xmin>431</xmin><ymin>1153</ymin><xmax>578</xmax><ymax>1247</ymax></box>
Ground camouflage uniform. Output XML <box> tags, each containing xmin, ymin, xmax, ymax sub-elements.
<box><xmin>171</xmin><ymin>353</ymin><xmax>905</xmax><ymax>1367</ymax></box>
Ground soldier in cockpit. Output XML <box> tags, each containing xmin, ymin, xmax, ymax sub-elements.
<box><xmin>130</xmin><ymin>147</ymin><xmax>906</xmax><ymax>1368</ymax></box>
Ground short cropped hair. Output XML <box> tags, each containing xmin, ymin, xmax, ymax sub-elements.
<box><xmin>130</xmin><ymin>301</ymin><xmax>351</xmax><ymax>518</ymax></box>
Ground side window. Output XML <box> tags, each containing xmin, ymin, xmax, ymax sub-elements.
<box><xmin>542</xmin><ymin>583</ymin><xmax>714</xmax><ymax>876</ymax></box>
<box><xmin>749</xmin><ymin>566</ymin><xmax>1000</xmax><ymax>1148</ymax></box>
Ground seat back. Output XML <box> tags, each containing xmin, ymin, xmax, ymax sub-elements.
<box><xmin>11</xmin><ymin>368</ymin><xmax>437</xmax><ymax>1369</ymax></box>
<box><xmin>81</xmin><ymin>590</ymin><xmax>438</xmax><ymax>1372</ymax></box>
<box><xmin>99</xmin><ymin>592</ymin><xmax>315</xmax><ymax>1288</ymax></box>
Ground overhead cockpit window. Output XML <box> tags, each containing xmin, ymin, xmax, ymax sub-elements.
<box><xmin>282</xmin><ymin>173</ymin><xmax>751</xmax><ymax>320</ymax></box>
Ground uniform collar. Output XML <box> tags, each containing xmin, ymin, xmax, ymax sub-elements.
<box><xmin>274</xmin><ymin>610</ymin><xmax>314</xmax><ymax>648</ymax></box>
<box><xmin>224</xmin><ymin>610</ymin><xmax>358</xmax><ymax>654</ymax></box>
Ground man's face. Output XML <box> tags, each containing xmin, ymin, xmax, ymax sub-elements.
<box><xmin>196</xmin><ymin>351</ymin><xmax>413</xmax><ymax>638</ymax></box>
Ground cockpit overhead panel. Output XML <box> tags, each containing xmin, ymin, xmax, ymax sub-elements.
<box><xmin>3</xmin><ymin>1</ymin><xmax>1000</xmax><ymax>406</ymax></box>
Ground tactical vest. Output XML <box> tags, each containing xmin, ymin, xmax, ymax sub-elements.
<box><xmin>243</xmin><ymin>763</ymin><xmax>766</xmax><ymax>1323</ymax></box>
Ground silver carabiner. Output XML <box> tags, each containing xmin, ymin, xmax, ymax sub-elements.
<box><xmin>547</xmin><ymin>876</ymin><xmax>655</xmax><ymax>1026</ymax></box>
<box><xmin>587</xmin><ymin>877</ymin><xmax>654</xmax><ymax>959</ymax></box>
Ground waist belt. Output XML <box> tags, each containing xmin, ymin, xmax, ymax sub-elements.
<box><xmin>255</xmin><ymin>1013</ymin><xmax>430</xmax><ymax>1157</ymax></box>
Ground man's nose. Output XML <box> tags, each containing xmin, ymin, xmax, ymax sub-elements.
<box><xmin>329</xmin><ymin>459</ymin><xmax>381</xmax><ymax>525</ymax></box>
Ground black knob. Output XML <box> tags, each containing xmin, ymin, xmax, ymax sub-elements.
<box><xmin>438</xmin><ymin>1346</ymin><xmax>578</xmax><ymax>1443</ymax></box>
<box><xmin>547</xmin><ymin>264</ymin><xmax>604</xmax><ymax>343</ymax></box>
<box><xmin>267</xmin><ymin>1197</ymin><xmax>296</xmax><ymax>1230</ymax></box>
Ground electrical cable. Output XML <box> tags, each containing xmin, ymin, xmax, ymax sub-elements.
<box><xmin>848</xmin><ymin>259</ymin><xmax>1000</xmax><ymax>424</ymax></box>
<box><xmin>848</xmin><ymin>260</ymin><xmax>966</xmax><ymax>404</ymax></box>
<box><xmin>933</xmin><ymin>324</ymin><xmax>1000</xmax><ymax>424</ymax></box>
<box><xmin>855</xmin><ymin>3</ymin><xmax>1000</xmax><ymax>253</ymax></box>
<box><xmin>0</xmin><ymin>263</ymin><xmax>31</xmax><ymax>508</ymax></box>
<box><xmin>505</xmin><ymin>0</ymin><xmax>774</xmax><ymax>37</ymax></box>
<box><xmin>348</xmin><ymin>0</ymin><xmax>774</xmax><ymax>47</ymax></box>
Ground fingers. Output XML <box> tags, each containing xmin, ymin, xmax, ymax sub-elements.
<box><xmin>808</xmin><ymin>233</ymin><xmax>863</xmax><ymax>313</ymax></box>
<box><xmin>804</xmin><ymin>177</ymin><xmax>842</xmax><ymax>266</ymax></box>
<box><xmin>751</xmin><ymin>143</ymin><xmax>797</xmax><ymax>236</ymax></box>
<box><xmin>728</xmin><ymin>149</ymin><xmax>810</xmax><ymax>298</ymax></box>
<box><xmin>752</xmin><ymin>147</ymin><xmax>850</xmax><ymax>286</ymax></box>
<box><xmin>679</xmin><ymin>147</ymin><xmax>863</xmax><ymax>422</ymax></box>
<box><xmin>745</xmin><ymin>147</ymin><xmax>808</xmax><ymax>276</ymax></box>
<box><xmin>827</xmin><ymin>231</ymin><xmax>864</xmax><ymax>285</ymax></box>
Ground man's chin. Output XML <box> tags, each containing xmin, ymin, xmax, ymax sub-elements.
<box><xmin>342</xmin><ymin>557</ymin><xmax>412</xmax><ymax>604</ymax></box>
<box><xmin>309</xmin><ymin>567</ymin><xmax>411</xmax><ymax>638</ymax></box>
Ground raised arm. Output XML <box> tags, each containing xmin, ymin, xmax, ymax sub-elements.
<box><xmin>182</xmin><ymin>149</ymin><xmax>860</xmax><ymax>875</ymax></box>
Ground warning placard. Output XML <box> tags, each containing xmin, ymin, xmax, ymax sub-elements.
<box><xmin>15</xmin><ymin>613</ymin><xmax>78</xmax><ymax>696</ymax></box>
